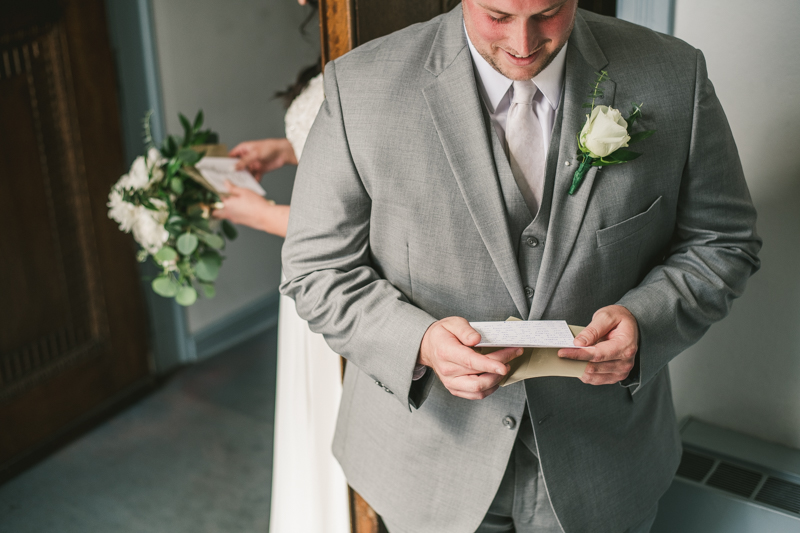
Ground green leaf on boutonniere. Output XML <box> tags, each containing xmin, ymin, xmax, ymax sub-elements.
<box><xmin>627</xmin><ymin>130</ymin><xmax>656</xmax><ymax>144</ymax></box>
<box><xmin>607</xmin><ymin>149</ymin><xmax>642</xmax><ymax>162</ymax></box>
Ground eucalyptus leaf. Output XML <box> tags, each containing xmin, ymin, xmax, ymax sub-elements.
<box><xmin>177</xmin><ymin>232</ymin><xmax>199</xmax><ymax>255</ymax></box>
<box><xmin>152</xmin><ymin>276</ymin><xmax>180</xmax><ymax>297</ymax></box>
<box><xmin>222</xmin><ymin>220</ymin><xmax>238</xmax><ymax>240</ymax></box>
<box><xmin>170</xmin><ymin>176</ymin><xmax>184</xmax><ymax>194</ymax></box>
<box><xmin>154</xmin><ymin>246</ymin><xmax>178</xmax><ymax>263</ymax></box>
<box><xmin>200</xmin><ymin>283</ymin><xmax>216</xmax><ymax>299</ymax></box>
<box><xmin>195</xmin><ymin>252</ymin><xmax>221</xmax><ymax>282</ymax></box>
<box><xmin>175</xmin><ymin>286</ymin><xmax>198</xmax><ymax>306</ymax></box>
<box><xmin>198</xmin><ymin>232</ymin><xmax>224</xmax><ymax>250</ymax></box>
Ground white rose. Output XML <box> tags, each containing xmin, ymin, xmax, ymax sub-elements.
<box><xmin>115</xmin><ymin>148</ymin><xmax>166</xmax><ymax>191</ymax></box>
<box><xmin>131</xmin><ymin>202</ymin><xmax>170</xmax><ymax>254</ymax></box>
<box><xmin>107</xmin><ymin>188</ymin><xmax>138</xmax><ymax>232</ymax></box>
<box><xmin>579</xmin><ymin>105</ymin><xmax>630</xmax><ymax>158</ymax></box>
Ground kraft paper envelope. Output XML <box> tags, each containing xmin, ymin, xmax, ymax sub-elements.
<box><xmin>477</xmin><ymin>318</ymin><xmax>588</xmax><ymax>386</ymax></box>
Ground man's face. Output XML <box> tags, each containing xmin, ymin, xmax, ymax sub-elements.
<box><xmin>462</xmin><ymin>0</ymin><xmax>577</xmax><ymax>81</ymax></box>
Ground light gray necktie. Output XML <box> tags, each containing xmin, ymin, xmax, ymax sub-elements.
<box><xmin>506</xmin><ymin>80</ymin><xmax>545</xmax><ymax>217</ymax></box>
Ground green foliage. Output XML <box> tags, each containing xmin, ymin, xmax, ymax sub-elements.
<box><xmin>125</xmin><ymin>109</ymin><xmax>238</xmax><ymax>305</ymax></box>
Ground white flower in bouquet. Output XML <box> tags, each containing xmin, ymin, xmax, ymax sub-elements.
<box><xmin>107</xmin><ymin>188</ymin><xmax>138</xmax><ymax>232</ymax></box>
<box><xmin>117</xmin><ymin>148</ymin><xmax>166</xmax><ymax>191</ymax></box>
<box><xmin>131</xmin><ymin>199</ymin><xmax>170</xmax><ymax>254</ymax></box>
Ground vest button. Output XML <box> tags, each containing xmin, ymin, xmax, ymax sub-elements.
<box><xmin>526</xmin><ymin>236</ymin><xmax>539</xmax><ymax>248</ymax></box>
<box><xmin>525</xmin><ymin>286</ymin><xmax>534</xmax><ymax>299</ymax></box>
<box><xmin>502</xmin><ymin>416</ymin><xmax>516</xmax><ymax>429</ymax></box>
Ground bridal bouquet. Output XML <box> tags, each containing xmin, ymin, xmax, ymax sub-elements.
<box><xmin>108</xmin><ymin>111</ymin><xmax>237</xmax><ymax>306</ymax></box>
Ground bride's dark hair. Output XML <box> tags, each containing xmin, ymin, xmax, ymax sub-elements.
<box><xmin>275</xmin><ymin>0</ymin><xmax>322</xmax><ymax>108</ymax></box>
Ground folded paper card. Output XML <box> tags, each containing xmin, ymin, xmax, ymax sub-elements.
<box><xmin>185</xmin><ymin>157</ymin><xmax>267</xmax><ymax>197</ymax></box>
<box><xmin>473</xmin><ymin>318</ymin><xmax>588</xmax><ymax>386</ymax></box>
<box><xmin>471</xmin><ymin>320</ymin><xmax>584</xmax><ymax>348</ymax></box>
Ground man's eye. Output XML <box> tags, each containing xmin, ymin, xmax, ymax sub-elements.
<box><xmin>489</xmin><ymin>14</ymin><xmax>510</xmax><ymax>23</ymax></box>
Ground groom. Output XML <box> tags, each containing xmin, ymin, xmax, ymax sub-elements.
<box><xmin>281</xmin><ymin>1</ymin><xmax>760</xmax><ymax>532</ymax></box>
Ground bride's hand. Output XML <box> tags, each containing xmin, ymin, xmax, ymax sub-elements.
<box><xmin>229</xmin><ymin>138</ymin><xmax>298</xmax><ymax>178</ymax></box>
<box><xmin>212</xmin><ymin>182</ymin><xmax>291</xmax><ymax>237</ymax></box>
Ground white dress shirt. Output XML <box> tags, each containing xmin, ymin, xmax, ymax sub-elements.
<box><xmin>465</xmin><ymin>28</ymin><xmax>568</xmax><ymax>156</ymax></box>
<box><xmin>412</xmin><ymin>33</ymin><xmax>569</xmax><ymax>383</ymax></box>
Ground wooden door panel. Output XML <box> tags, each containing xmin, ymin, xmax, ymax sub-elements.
<box><xmin>0</xmin><ymin>0</ymin><xmax>151</xmax><ymax>476</ymax></box>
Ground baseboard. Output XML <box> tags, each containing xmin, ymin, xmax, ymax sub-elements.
<box><xmin>192</xmin><ymin>290</ymin><xmax>281</xmax><ymax>361</ymax></box>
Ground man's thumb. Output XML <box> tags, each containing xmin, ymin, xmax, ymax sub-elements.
<box><xmin>574</xmin><ymin>309</ymin><xmax>615</xmax><ymax>346</ymax></box>
<box><xmin>447</xmin><ymin>318</ymin><xmax>481</xmax><ymax>347</ymax></box>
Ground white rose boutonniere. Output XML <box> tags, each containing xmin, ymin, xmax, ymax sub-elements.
<box><xmin>569</xmin><ymin>71</ymin><xmax>656</xmax><ymax>195</ymax></box>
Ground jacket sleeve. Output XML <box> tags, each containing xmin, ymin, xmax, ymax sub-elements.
<box><xmin>280</xmin><ymin>61</ymin><xmax>437</xmax><ymax>410</ymax></box>
<box><xmin>617</xmin><ymin>49</ymin><xmax>761</xmax><ymax>394</ymax></box>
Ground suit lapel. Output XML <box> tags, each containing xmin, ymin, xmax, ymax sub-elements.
<box><xmin>422</xmin><ymin>6</ymin><xmax>528</xmax><ymax>318</ymax></box>
<box><xmin>529</xmin><ymin>12</ymin><xmax>616</xmax><ymax>320</ymax></box>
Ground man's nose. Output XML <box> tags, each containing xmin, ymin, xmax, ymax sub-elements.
<box><xmin>508</xmin><ymin>19</ymin><xmax>538</xmax><ymax>56</ymax></box>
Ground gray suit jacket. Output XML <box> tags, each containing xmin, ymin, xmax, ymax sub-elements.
<box><xmin>281</xmin><ymin>6</ymin><xmax>760</xmax><ymax>533</ymax></box>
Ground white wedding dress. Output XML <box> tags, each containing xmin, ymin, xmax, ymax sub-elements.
<box><xmin>270</xmin><ymin>74</ymin><xmax>350</xmax><ymax>533</ymax></box>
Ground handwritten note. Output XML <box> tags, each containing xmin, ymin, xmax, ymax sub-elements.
<box><xmin>471</xmin><ymin>320</ymin><xmax>584</xmax><ymax>348</ymax></box>
<box><xmin>195</xmin><ymin>157</ymin><xmax>266</xmax><ymax>196</ymax></box>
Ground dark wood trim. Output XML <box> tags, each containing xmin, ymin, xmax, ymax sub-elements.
<box><xmin>319</xmin><ymin>0</ymin><xmax>355</xmax><ymax>65</ymax></box>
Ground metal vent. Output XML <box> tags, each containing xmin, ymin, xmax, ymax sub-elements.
<box><xmin>755</xmin><ymin>477</ymin><xmax>800</xmax><ymax>514</ymax></box>
<box><xmin>676</xmin><ymin>450</ymin><xmax>715</xmax><ymax>482</ymax></box>
<box><xmin>706</xmin><ymin>462</ymin><xmax>763</xmax><ymax>498</ymax></box>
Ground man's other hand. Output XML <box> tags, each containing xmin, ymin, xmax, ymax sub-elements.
<box><xmin>418</xmin><ymin>317</ymin><xmax>522</xmax><ymax>400</ymax></box>
<box><xmin>557</xmin><ymin>305</ymin><xmax>639</xmax><ymax>385</ymax></box>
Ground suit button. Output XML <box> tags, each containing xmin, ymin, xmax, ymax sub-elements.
<box><xmin>384</xmin><ymin>387</ymin><xmax>393</xmax><ymax>394</ymax></box>
<box><xmin>526</xmin><ymin>237</ymin><xmax>539</xmax><ymax>248</ymax></box>
<box><xmin>375</xmin><ymin>380</ymin><xmax>383</xmax><ymax>387</ymax></box>
<box><xmin>502</xmin><ymin>416</ymin><xmax>516</xmax><ymax>429</ymax></box>
<box><xmin>525</xmin><ymin>286</ymin><xmax>534</xmax><ymax>299</ymax></box>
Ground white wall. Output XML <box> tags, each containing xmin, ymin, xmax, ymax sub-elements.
<box><xmin>669</xmin><ymin>0</ymin><xmax>800</xmax><ymax>448</ymax></box>
<box><xmin>150</xmin><ymin>0</ymin><xmax>319</xmax><ymax>332</ymax></box>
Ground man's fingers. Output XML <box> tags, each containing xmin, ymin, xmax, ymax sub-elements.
<box><xmin>447</xmin><ymin>373</ymin><xmax>504</xmax><ymax>399</ymax></box>
<box><xmin>482</xmin><ymin>346</ymin><xmax>524</xmax><ymax>364</ymax></box>
<box><xmin>442</xmin><ymin>317</ymin><xmax>481</xmax><ymax>347</ymax></box>
<box><xmin>447</xmin><ymin>347</ymin><xmax>509</xmax><ymax>376</ymax></box>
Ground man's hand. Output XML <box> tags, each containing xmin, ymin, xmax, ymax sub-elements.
<box><xmin>558</xmin><ymin>305</ymin><xmax>639</xmax><ymax>385</ymax></box>
<box><xmin>419</xmin><ymin>317</ymin><xmax>523</xmax><ymax>400</ymax></box>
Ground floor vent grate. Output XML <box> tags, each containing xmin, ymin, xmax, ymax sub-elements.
<box><xmin>755</xmin><ymin>477</ymin><xmax>800</xmax><ymax>514</ymax></box>
<box><xmin>676</xmin><ymin>450</ymin><xmax>715</xmax><ymax>482</ymax></box>
<box><xmin>706</xmin><ymin>462</ymin><xmax>763</xmax><ymax>498</ymax></box>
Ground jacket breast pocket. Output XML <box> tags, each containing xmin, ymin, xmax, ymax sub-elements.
<box><xmin>596</xmin><ymin>196</ymin><xmax>662</xmax><ymax>248</ymax></box>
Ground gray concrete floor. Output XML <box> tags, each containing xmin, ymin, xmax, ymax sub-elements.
<box><xmin>0</xmin><ymin>328</ymin><xmax>278</xmax><ymax>533</ymax></box>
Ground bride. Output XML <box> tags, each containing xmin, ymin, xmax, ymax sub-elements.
<box><xmin>212</xmin><ymin>4</ymin><xmax>350</xmax><ymax>531</ymax></box>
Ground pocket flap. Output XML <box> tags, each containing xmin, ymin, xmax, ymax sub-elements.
<box><xmin>596</xmin><ymin>196</ymin><xmax>662</xmax><ymax>248</ymax></box>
